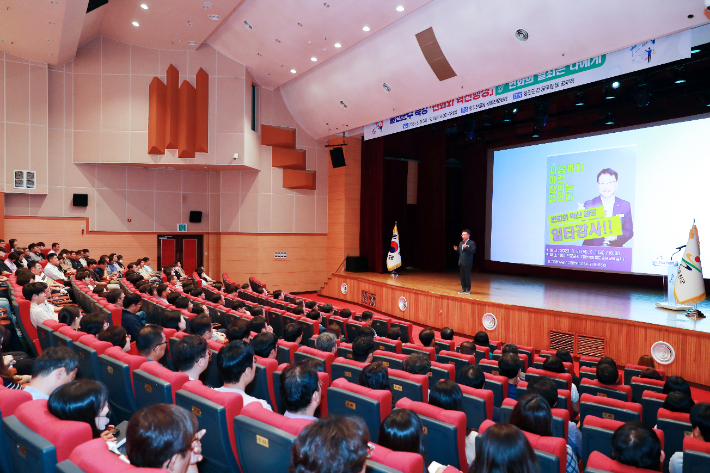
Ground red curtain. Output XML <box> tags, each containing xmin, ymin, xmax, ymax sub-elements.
<box><xmin>359</xmin><ymin>137</ymin><xmax>385</xmax><ymax>273</ymax></box>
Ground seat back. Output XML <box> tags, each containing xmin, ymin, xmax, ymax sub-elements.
<box><xmin>499</xmin><ymin>399</ymin><xmax>568</xmax><ymax>440</ymax></box>
<box><xmin>297</xmin><ymin>318</ymin><xmax>317</xmax><ymax>343</ymax></box>
<box><xmin>579</xmin><ymin>393</ymin><xmax>641</xmax><ymax>425</ymax></box>
<box><xmin>368</xmin><ymin>443</ymin><xmax>424</xmax><ymax>473</ymax></box>
<box><xmin>295</xmin><ymin>346</ymin><xmax>335</xmax><ymax>377</ymax></box>
<box><xmin>97</xmin><ymin>349</ymin><xmax>145</xmax><ymax>423</ymax></box>
<box><xmin>478</xmin><ymin>359</ymin><xmax>501</xmax><ymax>376</ymax></box>
<box><xmin>59</xmin><ymin>437</ymin><xmax>167</xmax><ymax>473</ymax></box>
<box><xmin>482</xmin><ymin>373</ymin><xmax>509</xmax><ymax>407</ymax></box>
<box><xmin>579</xmin><ymin>355</ymin><xmax>601</xmax><ymax>370</ymax></box>
<box><xmin>492</xmin><ymin>352</ymin><xmax>529</xmax><ymax>371</ymax></box>
<box><xmin>630</xmin><ymin>377</ymin><xmax>664</xmax><ymax>403</ymax></box>
<box><xmin>429</xmin><ymin>360</ymin><xmax>456</xmax><ymax>384</ymax></box>
<box><xmin>389</xmin><ymin>321</ymin><xmax>413</xmax><ymax>344</ymax></box>
<box><xmin>586</xmin><ymin>451</ymin><xmax>660</xmax><ymax>473</ymax></box>
<box><xmin>624</xmin><ymin>364</ymin><xmax>665</xmax><ymax>385</ymax></box>
<box><xmin>276</xmin><ymin>340</ymin><xmax>298</xmax><ymax>365</ymax></box>
<box><xmin>433</xmin><ymin>339</ymin><xmax>455</xmax><ymax>354</ymax></box>
<box><xmin>345</xmin><ymin>320</ymin><xmax>367</xmax><ymax>342</ymax></box>
<box><xmin>580</xmin><ymin>378</ymin><xmax>632</xmax><ymax>402</ymax></box>
<box><xmin>266</xmin><ymin>309</ymin><xmax>284</xmax><ymax>338</ymax></box>
<box><xmin>388</xmin><ymin>369</ymin><xmax>428</xmax><ymax>404</ymax></box>
<box><xmin>53</xmin><ymin>330</ymin><xmax>74</xmax><ymax>350</ymax></box>
<box><xmin>37</xmin><ymin>323</ymin><xmax>56</xmax><ymax>351</ymax></box>
<box><xmin>176</xmin><ymin>380</ymin><xmax>243</xmax><ymax>473</ymax></box>
<box><xmin>373</xmin><ymin>337</ymin><xmax>402</xmax><ymax>354</ymax></box>
<box><xmin>73</xmin><ymin>341</ymin><xmax>102</xmax><ymax>381</ymax></box>
<box><xmin>395</xmin><ymin>398</ymin><xmax>467</xmax><ymax>470</ymax></box>
<box><xmin>401</xmin><ymin>343</ymin><xmax>436</xmax><ymax>362</ymax></box>
<box><xmin>480</xmin><ymin>419</ymin><xmax>565</xmax><ymax>473</ymax></box>
<box><xmin>459</xmin><ymin>385</ymin><xmax>493</xmax><ymax>431</ymax></box>
<box><xmin>133</xmin><ymin>361</ymin><xmax>189</xmax><ymax>407</ymax></box>
<box><xmin>331</xmin><ymin>357</ymin><xmax>368</xmax><ymax>383</ymax></box>
<box><xmin>327</xmin><ymin>378</ymin><xmax>392</xmax><ymax>442</ymax></box>
<box><xmin>656</xmin><ymin>408</ymin><xmax>692</xmax><ymax>473</ymax></box>
<box><xmin>580</xmin><ymin>366</ymin><xmax>598</xmax><ymax>381</ymax></box>
<box><xmin>0</xmin><ymin>386</ymin><xmax>34</xmax><ymax>473</ymax></box>
<box><xmin>526</xmin><ymin>368</ymin><xmax>572</xmax><ymax>391</ymax></box>
<box><xmin>372</xmin><ymin>351</ymin><xmax>405</xmax><ymax>370</ymax></box>
<box><xmin>246</xmin><ymin>356</ymin><xmax>278</xmax><ymax>410</ymax></box>
<box><xmin>641</xmin><ymin>391</ymin><xmax>666</xmax><ymax>429</ymax></box>
<box><xmin>371</xmin><ymin>317</ymin><xmax>390</xmax><ymax>337</ymax></box>
<box><xmin>516</xmin><ymin>381</ymin><xmax>573</xmax><ymax>419</ymax></box>
<box><xmin>581</xmin><ymin>415</ymin><xmax>665</xmax><ymax>467</ymax></box>
<box><xmin>233</xmin><ymin>403</ymin><xmax>314</xmax><ymax>473</ymax></box>
<box><xmin>683</xmin><ymin>437</ymin><xmax>710</xmax><ymax>473</ymax></box>
<box><xmin>436</xmin><ymin>350</ymin><xmax>475</xmax><ymax>373</ymax></box>
<box><xmin>336</xmin><ymin>343</ymin><xmax>354</xmax><ymax>360</ymax></box>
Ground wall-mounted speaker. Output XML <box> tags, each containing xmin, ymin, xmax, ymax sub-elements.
<box><xmin>72</xmin><ymin>193</ymin><xmax>88</xmax><ymax>207</ymax></box>
<box><xmin>189</xmin><ymin>211</ymin><xmax>203</xmax><ymax>223</ymax></box>
<box><xmin>330</xmin><ymin>147</ymin><xmax>346</xmax><ymax>168</ymax></box>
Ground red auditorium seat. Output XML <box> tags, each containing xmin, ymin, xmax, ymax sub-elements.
<box><xmin>295</xmin><ymin>345</ymin><xmax>335</xmax><ymax>376</ymax></box>
<box><xmin>581</xmin><ymin>415</ymin><xmax>664</xmax><ymax>467</ymax></box>
<box><xmin>58</xmin><ymin>326</ymin><xmax>84</xmax><ymax>342</ymax></box>
<box><xmin>473</xmin><ymin>344</ymin><xmax>490</xmax><ymax>364</ymax></box>
<box><xmin>516</xmin><ymin>380</ymin><xmax>573</xmax><ymax>419</ymax></box>
<box><xmin>500</xmin><ymin>398</ymin><xmax>570</xmax><ymax>440</ymax></box>
<box><xmin>253</xmin><ymin>355</ymin><xmax>279</xmax><ymax>410</ymax></box>
<box><xmin>640</xmin><ymin>390</ymin><xmax>667</xmax><ymax>429</ymax></box>
<box><xmin>656</xmin><ymin>408</ymin><xmax>692</xmax><ymax>473</ymax></box>
<box><xmin>586</xmin><ymin>451</ymin><xmax>659</xmax><ymax>473</ymax></box>
<box><xmin>580</xmin><ymin>378</ymin><xmax>632</xmax><ymax>402</ymax></box>
<box><xmin>368</xmin><ymin>443</ymin><xmax>424</xmax><ymax>473</ymax></box>
<box><xmin>492</xmin><ymin>350</ymin><xmax>530</xmax><ymax>370</ymax></box>
<box><xmin>371</xmin><ymin>315</ymin><xmax>391</xmax><ymax>338</ymax></box>
<box><xmin>58</xmin><ymin>438</ymin><xmax>165</xmax><ymax>472</ymax></box>
<box><xmin>331</xmin><ymin>356</ymin><xmax>368</xmax><ymax>382</ymax></box>
<box><xmin>682</xmin><ymin>436</ymin><xmax>710</xmax><ymax>473</ymax></box>
<box><xmin>388</xmin><ymin>368</ymin><xmax>429</xmax><ymax>403</ymax></box>
<box><xmin>327</xmin><ymin>378</ymin><xmax>392</xmax><ymax>442</ymax></box>
<box><xmin>0</xmin><ymin>387</ymin><xmax>33</xmax><ymax>473</ymax></box>
<box><xmin>580</xmin><ymin>365</ymin><xmax>597</xmax><ymax>381</ymax></box>
<box><xmin>579</xmin><ymin>355</ymin><xmax>601</xmax><ymax>370</ymax></box>
<box><xmin>629</xmin><ymin>376</ymin><xmax>664</xmax><ymax>403</ymax></box>
<box><xmin>345</xmin><ymin>319</ymin><xmax>367</xmax><ymax>342</ymax></box>
<box><xmin>459</xmin><ymin>384</ymin><xmax>494</xmax><ymax>430</ymax></box>
<box><xmin>98</xmin><ymin>346</ymin><xmax>147</xmax><ymax>422</ymax></box>
<box><xmin>436</xmin><ymin>350</ymin><xmax>476</xmax><ymax>373</ymax></box>
<box><xmin>401</xmin><ymin>343</ymin><xmax>436</xmax><ymax>361</ymax></box>
<box><xmin>478</xmin><ymin>358</ymin><xmax>501</xmax><ymax>376</ymax></box>
<box><xmin>372</xmin><ymin>351</ymin><xmax>454</xmax><ymax>383</ymax></box>
<box><xmin>373</xmin><ymin>336</ymin><xmax>402</xmax><ymax>354</ymax></box>
<box><xmin>526</xmin><ymin>368</ymin><xmax>573</xmax><ymax>392</ymax></box>
<box><xmin>532</xmin><ymin>356</ymin><xmax>572</xmax><ymax>373</ymax></box>
<box><xmin>433</xmin><ymin>338</ymin><xmax>455</xmax><ymax>353</ymax></box>
<box><xmin>133</xmin><ymin>360</ymin><xmax>189</xmax><ymax>406</ymax></box>
<box><xmin>396</xmin><ymin>398</ymin><xmax>467</xmax><ymax>470</ymax></box>
<box><xmin>624</xmin><ymin>364</ymin><xmax>665</xmax><ymax>384</ymax></box>
<box><xmin>579</xmin><ymin>393</ymin><xmax>641</xmax><ymax>424</ymax></box>
<box><xmin>276</xmin><ymin>339</ymin><xmax>299</xmax><ymax>364</ymax></box>
<box><xmin>389</xmin><ymin>320</ymin><xmax>414</xmax><ymax>344</ymax></box>
<box><xmin>482</xmin><ymin>372</ymin><xmax>509</xmax><ymax>407</ymax></box>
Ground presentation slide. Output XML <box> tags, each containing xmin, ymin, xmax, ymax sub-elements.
<box><xmin>490</xmin><ymin>115</ymin><xmax>710</xmax><ymax>276</ymax></box>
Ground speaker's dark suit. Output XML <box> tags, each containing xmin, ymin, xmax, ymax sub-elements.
<box><xmin>456</xmin><ymin>239</ymin><xmax>476</xmax><ymax>291</ymax></box>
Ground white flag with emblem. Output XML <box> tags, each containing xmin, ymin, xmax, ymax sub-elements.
<box><xmin>674</xmin><ymin>223</ymin><xmax>706</xmax><ymax>305</ymax></box>
<box><xmin>387</xmin><ymin>224</ymin><xmax>401</xmax><ymax>271</ymax></box>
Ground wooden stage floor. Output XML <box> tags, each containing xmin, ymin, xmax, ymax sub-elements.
<box><xmin>319</xmin><ymin>271</ymin><xmax>710</xmax><ymax>385</ymax></box>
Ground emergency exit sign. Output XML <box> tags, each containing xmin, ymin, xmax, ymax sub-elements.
<box><xmin>177</xmin><ymin>224</ymin><xmax>187</xmax><ymax>232</ymax></box>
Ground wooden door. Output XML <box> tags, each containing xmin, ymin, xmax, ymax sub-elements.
<box><xmin>183</xmin><ymin>239</ymin><xmax>198</xmax><ymax>275</ymax></box>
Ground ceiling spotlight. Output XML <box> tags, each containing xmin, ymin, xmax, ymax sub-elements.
<box><xmin>531</xmin><ymin>127</ymin><xmax>541</xmax><ymax>138</ymax></box>
<box><xmin>515</xmin><ymin>29</ymin><xmax>529</xmax><ymax>41</ymax></box>
<box><xmin>132</xmin><ymin>21</ymin><xmax>139</xmax><ymax>27</ymax></box>
<box><xmin>673</xmin><ymin>68</ymin><xmax>686</xmax><ymax>84</ymax></box>
<box><xmin>382</xmin><ymin>82</ymin><xmax>391</xmax><ymax>92</ymax></box>
<box><xmin>339</xmin><ymin>100</ymin><xmax>348</xmax><ymax>109</ymax></box>
<box><xmin>140</xmin><ymin>3</ymin><xmax>148</xmax><ymax>9</ymax></box>
<box><xmin>291</xmin><ymin>69</ymin><xmax>296</xmax><ymax>73</ymax></box>
<box><xmin>603</xmin><ymin>86</ymin><xmax>616</xmax><ymax>99</ymax></box>
<box><xmin>324</xmin><ymin>3</ymin><xmax>329</xmax><ymax>7</ymax></box>
<box><xmin>574</xmin><ymin>92</ymin><xmax>585</xmax><ymax>106</ymax></box>
<box><xmin>611</xmin><ymin>81</ymin><xmax>620</xmax><ymax>89</ymax></box>
<box><xmin>604</xmin><ymin>111</ymin><xmax>615</xmax><ymax>125</ymax></box>
<box><xmin>208</xmin><ymin>14</ymin><xmax>220</xmax><ymax>20</ymax></box>
<box><xmin>396</xmin><ymin>5</ymin><xmax>404</xmax><ymax>11</ymax></box>
<box><xmin>363</xmin><ymin>26</ymin><xmax>370</xmax><ymax>31</ymax></box>
<box><xmin>257</xmin><ymin>52</ymin><xmax>261</xmax><ymax>56</ymax></box>
<box><xmin>298</xmin><ymin>22</ymin><xmax>303</xmax><ymax>26</ymax></box>
<box><xmin>187</xmin><ymin>41</ymin><xmax>197</xmax><ymax>46</ymax></box>
<box><xmin>512</xmin><ymin>108</ymin><xmax>518</xmax><ymax>114</ymax></box>
<box><xmin>334</xmin><ymin>42</ymin><xmax>341</xmax><ymax>48</ymax></box>
<box><xmin>311</xmin><ymin>57</ymin><xmax>317</xmax><ymax>61</ymax></box>
<box><xmin>244</xmin><ymin>20</ymin><xmax>253</xmax><ymax>29</ymax></box>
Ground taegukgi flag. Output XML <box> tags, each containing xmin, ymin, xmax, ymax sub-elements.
<box><xmin>674</xmin><ymin>223</ymin><xmax>706</xmax><ymax>305</ymax></box>
<box><xmin>387</xmin><ymin>224</ymin><xmax>401</xmax><ymax>271</ymax></box>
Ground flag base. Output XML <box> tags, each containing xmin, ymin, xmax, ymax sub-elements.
<box><xmin>685</xmin><ymin>308</ymin><xmax>706</xmax><ymax>318</ymax></box>
<box><xmin>655</xmin><ymin>302</ymin><xmax>693</xmax><ymax>311</ymax></box>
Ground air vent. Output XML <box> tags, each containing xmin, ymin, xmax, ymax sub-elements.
<box><xmin>578</xmin><ymin>335</ymin><xmax>605</xmax><ymax>358</ymax></box>
<box><xmin>550</xmin><ymin>331</ymin><xmax>574</xmax><ymax>353</ymax></box>
<box><xmin>415</xmin><ymin>27</ymin><xmax>457</xmax><ymax>81</ymax></box>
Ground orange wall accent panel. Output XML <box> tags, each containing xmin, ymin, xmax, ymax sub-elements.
<box><xmin>261</xmin><ymin>125</ymin><xmax>296</xmax><ymax>148</ymax></box>
<box><xmin>148</xmin><ymin>77</ymin><xmax>167</xmax><ymax>155</ymax></box>
<box><xmin>195</xmin><ymin>68</ymin><xmax>209</xmax><ymax>153</ymax></box>
<box><xmin>165</xmin><ymin>64</ymin><xmax>180</xmax><ymax>149</ymax></box>
<box><xmin>283</xmin><ymin>169</ymin><xmax>316</xmax><ymax>190</ymax></box>
<box><xmin>272</xmin><ymin>147</ymin><xmax>306</xmax><ymax>169</ymax></box>
<box><xmin>178</xmin><ymin>80</ymin><xmax>196</xmax><ymax>159</ymax></box>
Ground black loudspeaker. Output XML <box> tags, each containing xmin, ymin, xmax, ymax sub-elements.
<box><xmin>345</xmin><ymin>256</ymin><xmax>368</xmax><ymax>272</ymax></box>
<box><xmin>189</xmin><ymin>211</ymin><xmax>203</xmax><ymax>223</ymax></box>
<box><xmin>330</xmin><ymin>147</ymin><xmax>346</xmax><ymax>168</ymax></box>
<box><xmin>72</xmin><ymin>193</ymin><xmax>88</xmax><ymax>207</ymax></box>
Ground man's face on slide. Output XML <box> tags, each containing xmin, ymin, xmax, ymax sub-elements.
<box><xmin>597</xmin><ymin>173</ymin><xmax>618</xmax><ymax>199</ymax></box>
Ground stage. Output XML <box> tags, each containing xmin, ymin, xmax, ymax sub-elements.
<box><xmin>319</xmin><ymin>271</ymin><xmax>710</xmax><ymax>386</ymax></box>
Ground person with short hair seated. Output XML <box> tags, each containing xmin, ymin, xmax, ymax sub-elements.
<box><xmin>457</xmin><ymin>364</ymin><xmax>485</xmax><ymax>389</ymax></box>
<box><xmin>24</xmin><ymin>346</ymin><xmax>79</xmax><ymax>400</ymax></box>
<box><xmin>306</xmin><ymin>310</ymin><xmax>327</xmax><ymax>334</ymax></box>
<box><xmin>612</xmin><ymin>421</ymin><xmax>664</xmax><ymax>471</ymax></box>
<box><xmin>327</xmin><ymin>324</ymin><xmax>345</xmax><ymax>343</ymax></box>
<box><xmin>527</xmin><ymin>377</ymin><xmax>582</xmax><ymax>459</ymax></box>
<box><xmin>290</xmin><ymin>416</ymin><xmax>368</xmax><ymax>473</ymax></box>
<box><xmin>473</xmin><ymin>331</ymin><xmax>489</xmax><ymax>348</ymax></box>
<box><xmin>215</xmin><ymin>341</ymin><xmax>272</xmax><ymax>410</ymax></box>
<box><xmin>97</xmin><ymin>325</ymin><xmax>131</xmax><ymax>351</ymax></box>
<box><xmin>281</xmin><ymin>360</ymin><xmax>322</xmax><ymax>421</ymax></box>
<box><xmin>189</xmin><ymin>314</ymin><xmax>227</xmax><ymax>344</ymax></box>
<box><xmin>663</xmin><ymin>375</ymin><xmax>692</xmax><ymax>397</ymax></box>
<box><xmin>136</xmin><ymin>325</ymin><xmax>167</xmax><ymax>362</ymax></box>
<box><xmin>283</xmin><ymin>323</ymin><xmax>303</xmax><ymax>344</ymax></box>
<box><xmin>121</xmin><ymin>292</ymin><xmax>145</xmax><ymax>340</ymax></box>
<box><xmin>501</xmin><ymin>343</ymin><xmax>518</xmax><ymax>355</ymax></box>
<box><xmin>57</xmin><ymin>305</ymin><xmax>82</xmax><ymax>331</ymax></box>
<box><xmin>315</xmin><ymin>331</ymin><xmax>337</xmax><ymax>355</ymax></box>
<box><xmin>440</xmin><ymin>327</ymin><xmax>454</xmax><ymax>341</ymax></box>
<box><xmin>25</xmin><ymin>281</ymin><xmax>59</xmax><ymax>328</ymax></box>
<box><xmin>509</xmin><ymin>393</ymin><xmax>579</xmax><ymax>473</ymax></box>
<box><xmin>543</xmin><ymin>355</ymin><xmax>579</xmax><ymax>414</ymax></box>
<box><xmin>378</xmin><ymin>409</ymin><xmax>424</xmax><ymax>457</ymax></box>
<box><xmin>360</xmin><ymin>311</ymin><xmax>374</xmax><ymax>326</ymax></box>
<box><xmin>429</xmin><ymin>379</ymin><xmax>478</xmax><ymax>466</ymax></box>
<box><xmin>48</xmin><ymin>379</ymin><xmax>116</xmax><ymax>442</ymax></box>
<box><xmin>555</xmin><ymin>349</ymin><xmax>580</xmax><ymax>388</ymax></box>
<box><xmin>639</xmin><ymin>367</ymin><xmax>663</xmax><ymax>380</ymax></box>
<box><xmin>669</xmin><ymin>402</ymin><xmax>710</xmax><ymax>473</ymax></box>
<box><xmin>358</xmin><ymin>361</ymin><xmax>389</xmax><ymax>391</ymax></box>
<box><xmin>226</xmin><ymin>319</ymin><xmax>251</xmax><ymax>343</ymax></box>
<box><xmin>499</xmin><ymin>353</ymin><xmax>522</xmax><ymax>399</ymax></box>
<box><xmin>126</xmin><ymin>404</ymin><xmax>205</xmax><ymax>473</ymax></box>
<box><xmin>251</xmin><ymin>332</ymin><xmax>278</xmax><ymax>359</ymax></box>
<box><xmin>403</xmin><ymin>352</ymin><xmax>430</xmax><ymax>376</ymax></box>
<box><xmin>248</xmin><ymin>315</ymin><xmax>270</xmax><ymax>334</ymax></box>
<box><xmin>339</xmin><ymin>308</ymin><xmax>352</xmax><ymax>319</ymax></box>
<box><xmin>459</xmin><ymin>341</ymin><xmax>475</xmax><ymax>356</ymax></box>
<box><xmin>161</xmin><ymin>310</ymin><xmax>187</xmax><ymax>332</ymax></box>
<box><xmin>419</xmin><ymin>328</ymin><xmax>435</xmax><ymax>348</ymax></box>
<box><xmin>469</xmin><ymin>423</ymin><xmax>539</xmax><ymax>473</ymax></box>
<box><xmin>80</xmin><ymin>312</ymin><xmax>108</xmax><ymax>336</ymax></box>
<box><xmin>386</xmin><ymin>327</ymin><xmax>401</xmax><ymax>341</ymax></box>
<box><xmin>174</xmin><ymin>335</ymin><xmax>210</xmax><ymax>381</ymax></box>
<box><xmin>663</xmin><ymin>391</ymin><xmax>695</xmax><ymax>414</ymax></box>
<box><xmin>352</xmin><ymin>336</ymin><xmax>376</xmax><ymax>363</ymax></box>
<box><xmin>596</xmin><ymin>363</ymin><xmax>619</xmax><ymax>385</ymax></box>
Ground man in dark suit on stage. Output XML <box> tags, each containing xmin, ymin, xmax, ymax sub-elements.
<box><xmin>453</xmin><ymin>229</ymin><xmax>476</xmax><ymax>294</ymax></box>
<box><xmin>581</xmin><ymin>168</ymin><xmax>634</xmax><ymax>247</ymax></box>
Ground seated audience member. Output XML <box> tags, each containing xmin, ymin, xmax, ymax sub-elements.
<box><xmin>173</xmin><ymin>261</ymin><xmax>187</xmax><ymax>279</ymax></box>
<box><xmin>272</xmin><ymin>289</ymin><xmax>283</xmax><ymax>300</ymax></box>
<box><xmin>93</xmin><ymin>285</ymin><xmax>108</xmax><ymax>297</ymax></box>
<box><xmin>358</xmin><ymin>361</ymin><xmax>389</xmax><ymax>391</ymax></box>
<box><xmin>352</xmin><ymin>336</ymin><xmax>376</xmax><ymax>363</ymax></box>
<box><xmin>283</xmin><ymin>323</ymin><xmax>303</xmax><ymax>344</ymax></box>
<box><xmin>637</xmin><ymin>354</ymin><xmax>656</xmax><ymax>368</ymax></box>
<box><xmin>97</xmin><ymin>325</ymin><xmax>131</xmax><ymax>351</ymax></box>
<box><xmin>542</xmin><ymin>355</ymin><xmax>579</xmax><ymax>412</ymax></box>
<box><xmin>48</xmin><ymin>380</ymin><xmax>115</xmax><ymax>441</ymax></box>
<box><xmin>663</xmin><ymin>375</ymin><xmax>692</xmax><ymax>398</ymax></box>
<box><xmin>358</xmin><ymin>326</ymin><xmax>376</xmax><ymax>339</ymax></box>
<box><xmin>24</xmin><ymin>346</ymin><xmax>79</xmax><ymax>400</ymax></box>
<box><xmin>510</xmin><ymin>394</ymin><xmax>579</xmax><ymax>473</ymax></box>
<box><xmin>80</xmin><ymin>312</ymin><xmax>108</xmax><ymax>336</ymax></box>
<box><xmin>361</xmin><ymin>311</ymin><xmax>374</xmax><ymax>326</ymax></box>
<box><xmin>104</xmin><ymin>288</ymin><xmax>125</xmax><ymax>307</ymax></box>
<box><xmin>501</xmin><ymin>343</ymin><xmax>518</xmax><ymax>355</ymax></box>
<box><xmin>57</xmin><ymin>305</ymin><xmax>83</xmax><ymax>330</ymax></box>
<box><xmin>597</xmin><ymin>356</ymin><xmax>618</xmax><ymax>370</ymax></box>
<box><xmin>319</xmin><ymin>304</ymin><xmax>333</xmax><ymax>315</ymax></box>
<box><xmin>189</xmin><ymin>314</ymin><xmax>227</xmax><ymax>343</ymax></box>
<box><xmin>304</xmin><ymin>301</ymin><xmax>317</xmax><ymax>311</ymax></box>
<box><xmin>216</xmin><ymin>341</ymin><xmax>272</xmax><ymax>410</ymax></box>
<box><xmin>639</xmin><ymin>367</ymin><xmax>664</xmax><ymax>380</ymax></box>
<box><xmin>121</xmin><ymin>293</ymin><xmax>145</xmax><ymax>340</ymax></box>
<box><xmin>248</xmin><ymin>316</ymin><xmax>269</xmax><ymax>334</ymax></box>
<box><xmin>663</xmin><ymin>391</ymin><xmax>695</xmax><ymax>414</ymax></box>
<box><xmin>499</xmin><ymin>353</ymin><xmax>522</xmax><ymax>399</ymax></box>
<box><xmin>190</xmin><ymin>303</ymin><xmax>209</xmax><ymax>318</ymax></box>
<box><xmin>190</xmin><ymin>288</ymin><xmax>205</xmax><ymax>300</ymax></box>
<box><xmin>162</xmin><ymin>310</ymin><xmax>187</xmax><ymax>332</ymax></box>
<box><xmin>429</xmin><ymin>379</ymin><xmax>477</xmax><ymax>465</ymax></box>
<box><xmin>155</xmin><ymin>284</ymin><xmax>170</xmax><ymax>303</ymax></box>
<box><xmin>24</xmin><ymin>282</ymin><xmax>58</xmax><ymax>328</ymax></box>
<box><xmin>418</xmin><ymin>328</ymin><xmax>436</xmax><ymax>348</ymax></box>
<box><xmin>555</xmin><ymin>349</ymin><xmax>581</xmax><ymax>388</ymax></box>
<box><xmin>136</xmin><ymin>325</ymin><xmax>167</xmax><ymax>362</ymax></box>
<box><xmin>670</xmin><ymin>402</ymin><xmax>710</xmax><ymax>473</ymax></box>
<box><xmin>386</xmin><ymin>327</ymin><xmax>401</xmax><ymax>341</ymax></box>
<box><xmin>457</xmin><ymin>364</ymin><xmax>486</xmax><ymax>389</ymax></box>
<box><xmin>339</xmin><ymin>308</ymin><xmax>352</xmax><ymax>319</ymax></box>
<box><xmin>126</xmin><ymin>404</ymin><xmax>204</xmax><ymax>472</ymax></box>
<box><xmin>612</xmin><ymin>421</ymin><xmax>664</xmax><ymax>471</ymax></box>
<box><xmin>378</xmin><ymin>409</ymin><xmax>424</xmax><ymax>456</ymax></box>
<box><xmin>280</xmin><ymin>360</ymin><xmax>322</xmax><ymax>421</ymax></box>
<box><xmin>469</xmin><ymin>423</ymin><xmax>539</xmax><ymax>473</ymax></box>
<box><xmin>440</xmin><ymin>327</ymin><xmax>454</xmax><ymax>341</ymax></box>
<box><xmin>315</xmin><ymin>332</ymin><xmax>337</xmax><ymax>355</ymax></box>
<box><xmin>403</xmin><ymin>352</ymin><xmax>430</xmax><ymax>376</ymax></box>
<box><xmin>327</xmin><ymin>323</ymin><xmax>345</xmax><ymax>343</ymax></box>
<box><xmin>166</xmin><ymin>291</ymin><xmax>181</xmax><ymax>306</ymax></box>
<box><xmin>195</xmin><ymin>267</ymin><xmax>213</xmax><ymax>285</ymax></box>
<box><xmin>249</xmin><ymin>307</ymin><xmax>264</xmax><ymax>318</ymax></box>
<box><xmin>226</xmin><ymin>320</ymin><xmax>251</xmax><ymax>343</ymax></box>
<box><xmin>0</xmin><ymin>327</ymin><xmax>30</xmax><ymax>389</ymax></box>
<box><xmin>173</xmin><ymin>335</ymin><xmax>210</xmax><ymax>381</ymax></box>
<box><xmin>251</xmin><ymin>332</ymin><xmax>278</xmax><ymax>359</ymax></box>
<box><xmin>596</xmin><ymin>363</ymin><xmax>619</xmax><ymax>386</ymax></box>
<box><xmin>43</xmin><ymin>253</ymin><xmax>66</xmax><ymax>282</ymax></box>
<box><xmin>174</xmin><ymin>296</ymin><xmax>193</xmax><ymax>312</ymax></box>
<box><xmin>94</xmin><ymin>257</ymin><xmax>109</xmax><ymax>282</ymax></box>
<box><xmin>459</xmin><ymin>341</ymin><xmax>475</xmax><ymax>356</ymax></box>
<box><xmin>306</xmin><ymin>310</ymin><xmax>327</xmax><ymax>334</ymax></box>
<box><xmin>292</xmin><ymin>307</ymin><xmax>305</xmax><ymax>316</ymax></box>
<box><xmin>527</xmin><ymin>377</ymin><xmax>582</xmax><ymax>458</ymax></box>
<box><xmin>473</xmin><ymin>331</ymin><xmax>489</xmax><ymax>348</ymax></box>
<box><xmin>290</xmin><ymin>416</ymin><xmax>368</xmax><ymax>473</ymax></box>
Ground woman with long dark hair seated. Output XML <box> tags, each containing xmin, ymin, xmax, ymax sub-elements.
<box><xmin>428</xmin><ymin>379</ymin><xmax>478</xmax><ymax>466</ymax></box>
<box><xmin>47</xmin><ymin>379</ymin><xmax>115</xmax><ymax>441</ymax></box>
<box><xmin>467</xmin><ymin>423</ymin><xmax>539</xmax><ymax>473</ymax></box>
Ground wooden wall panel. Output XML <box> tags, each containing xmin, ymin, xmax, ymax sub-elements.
<box><xmin>195</xmin><ymin>68</ymin><xmax>209</xmax><ymax>153</ymax></box>
<box><xmin>320</xmin><ymin>273</ymin><xmax>710</xmax><ymax>386</ymax></box>
<box><xmin>148</xmin><ymin>77</ymin><xmax>166</xmax><ymax>154</ymax></box>
<box><xmin>178</xmin><ymin>80</ymin><xmax>196</xmax><ymax>159</ymax></box>
<box><xmin>272</xmin><ymin>147</ymin><xmax>306</xmax><ymax>169</ymax></box>
<box><xmin>165</xmin><ymin>65</ymin><xmax>180</xmax><ymax>149</ymax></box>
<box><xmin>282</xmin><ymin>169</ymin><xmax>316</xmax><ymax>190</ymax></box>
<box><xmin>261</xmin><ymin>125</ymin><xmax>296</xmax><ymax>148</ymax></box>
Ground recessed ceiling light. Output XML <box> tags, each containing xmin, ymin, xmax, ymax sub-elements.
<box><xmin>275</xmin><ymin>39</ymin><xmax>280</xmax><ymax>43</ymax></box>
<box><xmin>690</xmin><ymin>48</ymin><xmax>701</xmax><ymax>54</ymax></box>
<box><xmin>257</xmin><ymin>52</ymin><xmax>262</xmax><ymax>56</ymax></box>
<box><xmin>298</xmin><ymin>22</ymin><xmax>303</xmax><ymax>26</ymax></box>
<box><xmin>515</xmin><ymin>29</ymin><xmax>529</xmax><ymax>41</ymax></box>
<box><xmin>244</xmin><ymin>20</ymin><xmax>252</xmax><ymax>29</ymax></box>
<box><xmin>140</xmin><ymin>3</ymin><xmax>148</xmax><ymax>9</ymax></box>
<box><xmin>187</xmin><ymin>41</ymin><xmax>197</xmax><ymax>46</ymax></box>
<box><xmin>49</xmin><ymin>22</ymin><xmax>56</xmax><ymax>25</ymax></box>
<box><xmin>324</xmin><ymin>3</ymin><xmax>329</xmax><ymax>7</ymax></box>
<box><xmin>339</xmin><ymin>100</ymin><xmax>347</xmax><ymax>109</ymax></box>
<box><xmin>188</xmin><ymin>22</ymin><xmax>195</xmax><ymax>26</ymax></box>
<box><xmin>208</xmin><ymin>14</ymin><xmax>220</xmax><ymax>20</ymax></box>
<box><xmin>611</xmin><ymin>81</ymin><xmax>620</xmax><ymax>89</ymax></box>
<box><xmin>47</xmin><ymin>39</ymin><xmax>53</xmax><ymax>42</ymax></box>
<box><xmin>382</xmin><ymin>82</ymin><xmax>391</xmax><ymax>92</ymax></box>
<box><xmin>396</xmin><ymin>5</ymin><xmax>404</xmax><ymax>12</ymax></box>
<box><xmin>334</xmin><ymin>42</ymin><xmax>341</xmax><ymax>48</ymax></box>
<box><xmin>363</xmin><ymin>26</ymin><xmax>370</xmax><ymax>31</ymax></box>
<box><xmin>132</xmin><ymin>21</ymin><xmax>139</xmax><ymax>27</ymax></box>
<box><xmin>311</xmin><ymin>57</ymin><xmax>317</xmax><ymax>61</ymax></box>
<box><xmin>291</xmin><ymin>69</ymin><xmax>297</xmax><ymax>73</ymax></box>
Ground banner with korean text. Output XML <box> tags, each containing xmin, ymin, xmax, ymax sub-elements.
<box><xmin>366</xmin><ymin>30</ymin><xmax>690</xmax><ymax>140</ymax></box>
